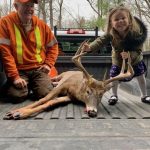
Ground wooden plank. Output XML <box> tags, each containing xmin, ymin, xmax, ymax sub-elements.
<box><xmin>97</xmin><ymin>102</ymin><xmax>111</xmax><ymax>119</ymax></box>
<box><xmin>50</xmin><ymin>107</ymin><xmax>61</xmax><ymax>119</ymax></box>
<box><xmin>118</xmin><ymin>90</ymin><xmax>150</xmax><ymax>119</ymax></box>
<box><xmin>0</xmin><ymin>88</ymin><xmax>150</xmax><ymax>120</ymax></box>
<box><xmin>0</xmin><ymin>104</ymin><xmax>20</xmax><ymax>119</ymax></box>
<box><xmin>79</xmin><ymin>104</ymin><xmax>90</xmax><ymax>119</ymax></box>
<box><xmin>43</xmin><ymin>105</ymin><xmax>67</xmax><ymax>119</ymax></box>
<box><xmin>118</xmin><ymin>89</ymin><xmax>150</xmax><ymax>119</ymax></box>
<box><xmin>43</xmin><ymin>110</ymin><xmax>53</xmax><ymax>120</ymax></box>
<box><xmin>115</xmin><ymin>102</ymin><xmax>141</xmax><ymax>119</ymax></box>
<box><xmin>105</xmin><ymin>92</ymin><xmax>141</xmax><ymax>119</ymax></box>
<box><xmin>59</xmin><ymin>106</ymin><xmax>67</xmax><ymax>119</ymax></box>
<box><xmin>66</xmin><ymin>103</ymin><xmax>74</xmax><ymax>119</ymax></box>
<box><xmin>102</xmin><ymin>94</ymin><xmax>127</xmax><ymax>119</ymax></box>
<box><xmin>74</xmin><ymin>104</ymin><xmax>81</xmax><ymax>119</ymax></box>
<box><xmin>119</xmin><ymin>88</ymin><xmax>150</xmax><ymax>113</ymax></box>
<box><xmin>34</xmin><ymin>112</ymin><xmax>46</xmax><ymax>119</ymax></box>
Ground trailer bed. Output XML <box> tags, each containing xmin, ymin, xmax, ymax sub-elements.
<box><xmin>0</xmin><ymin>89</ymin><xmax>150</xmax><ymax>120</ymax></box>
<box><xmin>0</xmin><ymin>53</ymin><xmax>150</xmax><ymax>149</ymax></box>
<box><xmin>0</xmin><ymin>89</ymin><xmax>150</xmax><ymax>150</ymax></box>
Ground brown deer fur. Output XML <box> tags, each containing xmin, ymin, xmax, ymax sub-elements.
<box><xmin>3</xmin><ymin>41</ymin><xmax>134</xmax><ymax>119</ymax></box>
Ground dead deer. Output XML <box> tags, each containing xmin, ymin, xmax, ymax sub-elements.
<box><xmin>3</xmin><ymin>40</ymin><xmax>134</xmax><ymax>119</ymax></box>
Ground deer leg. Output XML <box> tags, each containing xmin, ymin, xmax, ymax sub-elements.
<box><xmin>3</xmin><ymin>97</ymin><xmax>49</xmax><ymax>120</ymax></box>
<box><xmin>28</xmin><ymin>80</ymin><xmax>66</xmax><ymax>109</ymax></box>
<box><xmin>28</xmin><ymin>86</ymin><xmax>65</xmax><ymax>109</ymax></box>
<box><xmin>4</xmin><ymin>85</ymin><xmax>65</xmax><ymax>119</ymax></box>
<box><xmin>4</xmin><ymin>96</ymin><xmax>71</xmax><ymax>120</ymax></box>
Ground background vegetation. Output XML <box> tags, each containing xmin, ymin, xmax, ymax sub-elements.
<box><xmin>0</xmin><ymin>0</ymin><xmax>150</xmax><ymax>50</ymax></box>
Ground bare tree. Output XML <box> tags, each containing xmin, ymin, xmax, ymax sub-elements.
<box><xmin>0</xmin><ymin>0</ymin><xmax>9</xmax><ymax>16</ymax></box>
<box><xmin>36</xmin><ymin>0</ymin><xmax>65</xmax><ymax>28</ymax></box>
<box><xmin>38</xmin><ymin>0</ymin><xmax>47</xmax><ymax>22</ymax></box>
<box><xmin>133</xmin><ymin>0</ymin><xmax>150</xmax><ymax>24</ymax></box>
<box><xmin>86</xmin><ymin>0</ymin><xmax>126</xmax><ymax>29</ymax></box>
<box><xmin>56</xmin><ymin>0</ymin><xmax>64</xmax><ymax>28</ymax></box>
<box><xmin>49</xmin><ymin>0</ymin><xmax>53</xmax><ymax>28</ymax></box>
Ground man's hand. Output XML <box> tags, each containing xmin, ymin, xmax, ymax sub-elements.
<box><xmin>38</xmin><ymin>64</ymin><xmax>51</xmax><ymax>74</ymax></box>
<box><xmin>120</xmin><ymin>51</ymin><xmax>128</xmax><ymax>59</ymax></box>
<box><xmin>51</xmin><ymin>75</ymin><xmax>62</xmax><ymax>87</ymax></box>
<box><xmin>13</xmin><ymin>78</ymin><xmax>27</xmax><ymax>89</ymax></box>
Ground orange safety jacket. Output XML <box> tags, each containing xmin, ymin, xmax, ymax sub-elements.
<box><xmin>0</xmin><ymin>12</ymin><xmax>58</xmax><ymax>81</ymax></box>
<box><xmin>49</xmin><ymin>66</ymin><xmax>58</xmax><ymax>78</ymax></box>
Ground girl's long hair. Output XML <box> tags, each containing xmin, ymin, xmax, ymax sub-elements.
<box><xmin>106</xmin><ymin>5</ymin><xmax>141</xmax><ymax>45</ymax></box>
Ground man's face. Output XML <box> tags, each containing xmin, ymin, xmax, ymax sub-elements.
<box><xmin>15</xmin><ymin>1</ymin><xmax>34</xmax><ymax>23</ymax></box>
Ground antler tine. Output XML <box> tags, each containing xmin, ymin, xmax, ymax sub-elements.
<box><xmin>105</xmin><ymin>52</ymin><xmax>134</xmax><ymax>85</ymax></box>
<box><xmin>74</xmin><ymin>39</ymin><xmax>89</xmax><ymax>56</ymax></box>
<box><xmin>103</xmin><ymin>69</ymin><xmax>108</xmax><ymax>81</ymax></box>
<box><xmin>120</xmin><ymin>55</ymin><xmax>125</xmax><ymax>73</ymax></box>
<box><xmin>73</xmin><ymin>39</ymin><xmax>91</xmax><ymax>60</ymax></box>
<box><xmin>72</xmin><ymin>39</ymin><xmax>92</xmax><ymax>80</ymax></box>
<box><xmin>127</xmin><ymin>52</ymin><xmax>134</xmax><ymax>76</ymax></box>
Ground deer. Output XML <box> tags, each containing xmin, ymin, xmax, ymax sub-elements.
<box><xmin>3</xmin><ymin>40</ymin><xmax>134</xmax><ymax>120</ymax></box>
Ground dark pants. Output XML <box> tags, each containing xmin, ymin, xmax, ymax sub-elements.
<box><xmin>2</xmin><ymin>69</ymin><xmax>53</xmax><ymax>103</ymax></box>
<box><xmin>109</xmin><ymin>60</ymin><xmax>147</xmax><ymax>82</ymax></box>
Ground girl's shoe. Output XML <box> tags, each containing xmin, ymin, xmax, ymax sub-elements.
<box><xmin>108</xmin><ymin>95</ymin><xmax>118</xmax><ymax>105</ymax></box>
<box><xmin>141</xmin><ymin>96</ymin><xmax>150</xmax><ymax>104</ymax></box>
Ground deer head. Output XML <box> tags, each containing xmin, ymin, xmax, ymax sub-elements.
<box><xmin>72</xmin><ymin>40</ymin><xmax>134</xmax><ymax>117</ymax></box>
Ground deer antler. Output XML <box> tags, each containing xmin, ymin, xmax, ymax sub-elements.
<box><xmin>105</xmin><ymin>52</ymin><xmax>134</xmax><ymax>85</ymax></box>
<box><xmin>72</xmin><ymin>40</ymin><xmax>92</xmax><ymax>81</ymax></box>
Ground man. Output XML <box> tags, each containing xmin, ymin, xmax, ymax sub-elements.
<box><xmin>0</xmin><ymin>0</ymin><xmax>59</xmax><ymax>103</ymax></box>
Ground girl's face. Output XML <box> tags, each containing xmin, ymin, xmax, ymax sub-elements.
<box><xmin>111</xmin><ymin>10</ymin><xmax>130</xmax><ymax>34</ymax></box>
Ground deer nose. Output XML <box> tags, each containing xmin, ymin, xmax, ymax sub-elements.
<box><xmin>88</xmin><ymin>110</ymin><xmax>97</xmax><ymax>117</ymax></box>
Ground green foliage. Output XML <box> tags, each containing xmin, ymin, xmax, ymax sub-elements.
<box><xmin>96</xmin><ymin>0</ymin><xmax>109</xmax><ymax>16</ymax></box>
<box><xmin>81</xmin><ymin>20</ymin><xmax>96</xmax><ymax>28</ymax></box>
<box><xmin>82</xmin><ymin>17</ymin><xmax>106</xmax><ymax>30</ymax></box>
<box><xmin>84</xmin><ymin>0</ymin><xmax>126</xmax><ymax>29</ymax></box>
<box><xmin>96</xmin><ymin>18</ymin><xmax>106</xmax><ymax>30</ymax></box>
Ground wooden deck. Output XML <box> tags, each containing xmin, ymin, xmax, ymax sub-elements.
<box><xmin>0</xmin><ymin>89</ymin><xmax>150</xmax><ymax>150</ymax></box>
<box><xmin>0</xmin><ymin>88</ymin><xmax>150</xmax><ymax>120</ymax></box>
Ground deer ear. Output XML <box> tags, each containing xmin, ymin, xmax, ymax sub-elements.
<box><xmin>83</xmin><ymin>73</ymin><xmax>92</xmax><ymax>85</ymax></box>
<box><xmin>84</xmin><ymin>78</ymin><xmax>93</xmax><ymax>87</ymax></box>
<box><xmin>82</xmin><ymin>73</ymin><xmax>94</xmax><ymax>85</ymax></box>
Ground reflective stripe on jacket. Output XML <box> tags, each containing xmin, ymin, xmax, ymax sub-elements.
<box><xmin>14</xmin><ymin>24</ymin><xmax>43</xmax><ymax>64</ymax></box>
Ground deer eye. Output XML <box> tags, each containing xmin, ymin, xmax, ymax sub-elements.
<box><xmin>86</xmin><ymin>89</ymin><xmax>92</xmax><ymax>95</ymax></box>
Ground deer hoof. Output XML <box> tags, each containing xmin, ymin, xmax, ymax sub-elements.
<box><xmin>3</xmin><ymin>111</ymin><xmax>21</xmax><ymax>120</ymax></box>
<box><xmin>3</xmin><ymin>112</ymin><xmax>14</xmax><ymax>120</ymax></box>
<box><xmin>88</xmin><ymin>110</ymin><xmax>97</xmax><ymax>117</ymax></box>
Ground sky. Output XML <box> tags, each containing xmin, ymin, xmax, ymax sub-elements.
<box><xmin>63</xmin><ymin>0</ymin><xmax>96</xmax><ymax>20</ymax></box>
<box><xmin>1</xmin><ymin>0</ymin><xmax>96</xmax><ymax>19</ymax></box>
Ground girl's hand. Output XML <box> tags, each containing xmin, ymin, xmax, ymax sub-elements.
<box><xmin>82</xmin><ymin>43</ymin><xmax>91</xmax><ymax>52</ymax></box>
<box><xmin>120</xmin><ymin>51</ymin><xmax>128</xmax><ymax>59</ymax></box>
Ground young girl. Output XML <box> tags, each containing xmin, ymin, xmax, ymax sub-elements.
<box><xmin>83</xmin><ymin>5</ymin><xmax>150</xmax><ymax>105</ymax></box>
